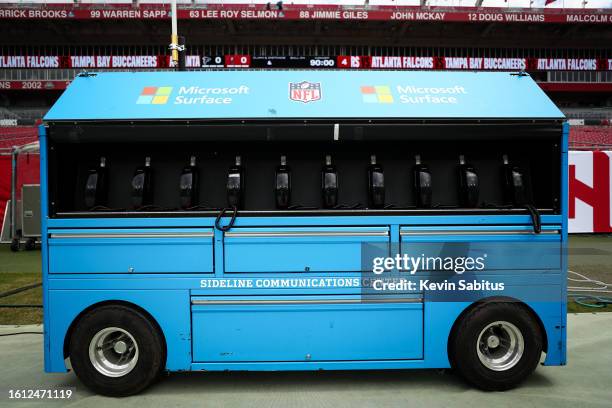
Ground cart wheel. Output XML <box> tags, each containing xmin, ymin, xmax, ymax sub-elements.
<box><xmin>69</xmin><ymin>305</ymin><xmax>166</xmax><ymax>397</ymax></box>
<box><xmin>25</xmin><ymin>238</ymin><xmax>36</xmax><ymax>251</ymax></box>
<box><xmin>450</xmin><ymin>302</ymin><xmax>542</xmax><ymax>391</ymax></box>
<box><xmin>10</xmin><ymin>238</ymin><xmax>20</xmax><ymax>252</ymax></box>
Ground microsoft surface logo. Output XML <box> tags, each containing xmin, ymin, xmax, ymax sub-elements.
<box><xmin>136</xmin><ymin>86</ymin><xmax>173</xmax><ymax>104</ymax></box>
<box><xmin>360</xmin><ymin>85</ymin><xmax>394</xmax><ymax>104</ymax></box>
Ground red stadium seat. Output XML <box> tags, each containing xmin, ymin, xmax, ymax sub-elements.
<box><xmin>569</xmin><ymin>126</ymin><xmax>612</xmax><ymax>150</ymax></box>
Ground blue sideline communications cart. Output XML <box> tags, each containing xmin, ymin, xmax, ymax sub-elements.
<box><xmin>41</xmin><ymin>71</ymin><xmax>567</xmax><ymax>396</ymax></box>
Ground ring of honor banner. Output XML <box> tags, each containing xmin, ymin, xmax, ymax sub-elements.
<box><xmin>0</xmin><ymin>5</ymin><xmax>611</xmax><ymax>24</ymax></box>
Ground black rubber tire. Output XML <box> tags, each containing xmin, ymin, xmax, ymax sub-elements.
<box><xmin>10</xmin><ymin>238</ymin><xmax>20</xmax><ymax>252</ymax></box>
<box><xmin>69</xmin><ymin>304</ymin><xmax>166</xmax><ymax>397</ymax></box>
<box><xmin>25</xmin><ymin>238</ymin><xmax>36</xmax><ymax>251</ymax></box>
<box><xmin>450</xmin><ymin>302</ymin><xmax>543</xmax><ymax>391</ymax></box>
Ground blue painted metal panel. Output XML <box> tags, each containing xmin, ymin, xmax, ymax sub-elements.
<box><xmin>531</xmin><ymin>300</ymin><xmax>565</xmax><ymax>366</ymax></box>
<box><xmin>44</xmin><ymin>71</ymin><xmax>564</xmax><ymax>121</ymax></box>
<box><xmin>39</xmin><ymin>125</ymin><xmax>52</xmax><ymax>372</ymax></box>
<box><xmin>224</xmin><ymin>226</ymin><xmax>389</xmax><ymax>273</ymax></box>
<box><xmin>555</xmin><ymin>121</ymin><xmax>570</xmax><ymax>366</ymax></box>
<box><xmin>48</xmin><ymin>228</ymin><xmax>214</xmax><ymax>274</ymax></box>
<box><xmin>400</xmin><ymin>224</ymin><xmax>562</xmax><ymax>271</ymax></box>
<box><xmin>44</xmin><ymin>272</ymin><xmax>562</xmax><ymax>292</ymax></box>
<box><xmin>423</xmin><ymin>301</ymin><xmax>467</xmax><ymax>367</ymax></box>
<box><xmin>192</xmin><ymin>300</ymin><xmax>423</xmax><ymax>362</ymax></box>
<box><xmin>400</xmin><ymin>224</ymin><xmax>561</xmax><ymax>235</ymax></box>
<box><xmin>191</xmin><ymin>360</ymin><xmax>429</xmax><ymax>371</ymax></box>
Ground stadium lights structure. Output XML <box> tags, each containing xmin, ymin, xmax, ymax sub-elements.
<box><xmin>169</xmin><ymin>0</ymin><xmax>186</xmax><ymax>70</ymax></box>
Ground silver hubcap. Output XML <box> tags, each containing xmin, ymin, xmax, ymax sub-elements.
<box><xmin>88</xmin><ymin>327</ymin><xmax>139</xmax><ymax>377</ymax></box>
<box><xmin>476</xmin><ymin>321</ymin><xmax>524</xmax><ymax>371</ymax></box>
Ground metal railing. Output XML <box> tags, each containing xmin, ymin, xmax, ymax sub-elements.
<box><xmin>562</xmin><ymin>108</ymin><xmax>612</xmax><ymax>120</ymax></box>
<box><xmin>0</xmin><ymin>106</ymin><xmax>610</xmax><ymax>122</ymax></box>
<box><xmin>0</xmin><ymin>68</ymin><xmax>168</xmax><ymax>81</ymax></box>
<box><xmin>548</xmin><ymin>71</ymin><xmax>612</xmax><ymax>83</ymax></box>
<box><xmin>0</xmin><ymin>108</ymin><xmax>47</xmax><ymax>121</ymax></box>
<box><xmin>3</xmin><ymin>67</ymin><xmax>612</xmax><ymax>83</ymax></box>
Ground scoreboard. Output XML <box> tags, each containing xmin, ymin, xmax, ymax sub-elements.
<box><xmin>2</xmin><ymin>54</ymin><xmax>609</xmax><ymax>71</ymax></box>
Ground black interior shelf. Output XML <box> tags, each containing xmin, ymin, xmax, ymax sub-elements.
<box><xmin>47</xmin><ymin>121</ymin><xmax>562</xmax><ymax>217</ymax></box>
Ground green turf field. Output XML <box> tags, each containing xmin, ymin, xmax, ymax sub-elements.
<box><xmin>0</xmin><ymin>243</ymin><xmax>42</xmax><ymax>274</ymax></box>
<box><xmin>567</xmin><ymin>234</ymin><xmax>612</xmax><ymax>312</ymax></box>
<box><xmin>0</xmin><ymin>244</ymin><xmax>43</xmax><ymax>324</ymax></box>
<box><xmin>1</xmin><ymin>235</ymin><xmax>611</xmax><ymax>324</ymax></box>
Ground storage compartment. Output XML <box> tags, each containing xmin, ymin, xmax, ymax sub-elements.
<box><xmin>46</xmin><ymin>131</ymin><xmax>561</xmax><ymax>217</ymax></box>
<box><xmin>224</xmin><ymin>226</ymin><xmax>390</xmax><ymax>273</ymax></box>
<box><xmin>191</xmin><ymin>297</ymin><xmax>423</xmax><ymax>362</ymax></box>
<box><xmin>400</xmin><ymin>225</ymin><xmax>562</xmax><ymax>272</ymax></box>
<box><xmin>48</xmin><ymin>228</ymin><xmax>214</xmax><ymax>274</ymax></box>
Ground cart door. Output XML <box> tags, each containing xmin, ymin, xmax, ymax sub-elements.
<box><xmin>400</xmin><ymin>224</ymin><xmax>561</xmax><ymax>272</ymax></box>
<box><xmin>191</xmin><ymin>296</ymin><xmax>423</xmax><ymax>362</ymax></box>
<box><xmin>48</xmin><ymin>228</ymin><xmax>214</xmax><ymax>274</ymax></box>
<box><xmin>223</xmin><ymin>226</ymin><xmax>390</xmax><ymax>273</ymax></box>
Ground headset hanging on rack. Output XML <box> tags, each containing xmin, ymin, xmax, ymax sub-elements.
<box><xmin>274</xmin><ymin>155</ymin><xmax>291</xmax><ymax>210</ymax></box>
<box><xmin>131</xmin><ymin>156</ymin><xmax>153</xmax><ymax>209</ymax></box>
<box><xmin>367</xmin><ymin>155</ymin><xmax>385</xmax><ymax>209</ymax></box>
<box><xmin>84</xmin><ymin>157</ymin><xmax>108</xmax><ymax>209</ymax></box>
<box><xmin>216</xmin><ymin>155</ymin><xmax>244</xmax><ymax>231</ymax></box>
<box><xmin>413</xmin><ymin>155</ymin><xmax>432</xmax><ymax>208</ymax></box>
<box><xmin>179</xmin><ymin>156</ymin><xmax>199</xmax><ymax>210</ymax></box>
<box><xmin>458</xmin><ymin>154</ymin><xmax>479</xmax><ymax>208</ymax></box>
<box><xmin>321</xmin><ymin>155</ymin><xmax>339</xmax><ymax>209</ymax></box>
<box><xmin>501</xmin><ymin>154</ymin><xmax>540</xmax><ymax>233</ymax></box>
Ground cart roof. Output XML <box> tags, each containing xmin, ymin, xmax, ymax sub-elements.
<box><xmin>44</xmin><ymin>70</ymin><xmax>564</xmax><ymax>122</ymax></box>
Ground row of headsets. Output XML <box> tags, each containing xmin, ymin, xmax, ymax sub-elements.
<box><xmin>84</xmin><ymin>153</ymin><xmax>532</xmax><ymax>211</ymax></box>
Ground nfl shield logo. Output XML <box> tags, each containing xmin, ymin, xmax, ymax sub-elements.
<box><xmin>289</xmin><ymin>81</ymin><xmax>322</xmax><ymax>103</ymax></box>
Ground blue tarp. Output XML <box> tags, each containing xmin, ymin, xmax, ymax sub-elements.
<box><xmin>44</xmin><ymin>71</ymin><xmax>564</xmax><ymax>121</ymax></box>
